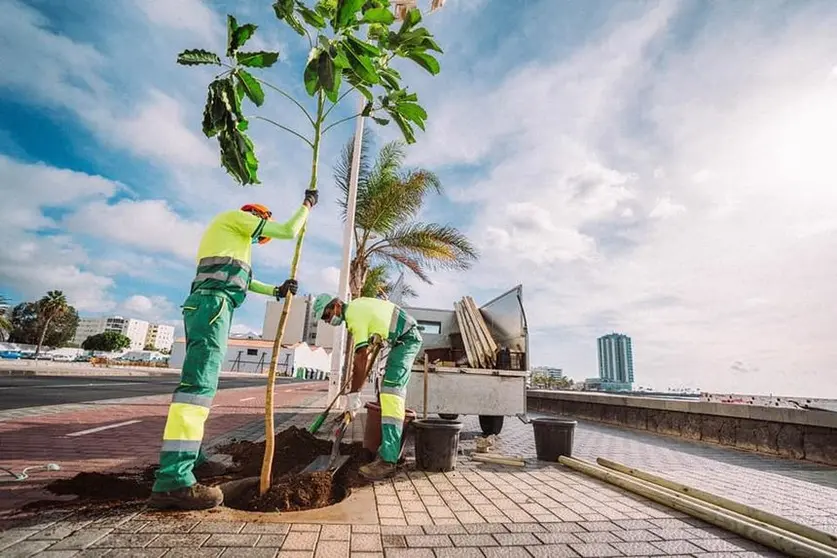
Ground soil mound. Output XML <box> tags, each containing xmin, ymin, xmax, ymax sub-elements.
<box><xmin>40</xmin><ymin>426</ymin><xmax>375</xmax><ymax>513</ymax></box>
<box><xmin>47</xmin><ymin>472</ymin><xmax>152</xmax><ymax>500</ymax></box>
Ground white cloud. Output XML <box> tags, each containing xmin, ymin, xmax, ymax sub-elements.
<box><xmin>408</xmin><ymin>2</ymin><xmax>837</xmax><ymax>397</ymax></box>
<box><xmin>121</xmin><ymin>294</ymin><xmax>177</xmax><ymax>323</ymax></box>
<box><xmin>134</xmin><ymin>0</ymin><xmax>219</xmax><ymax>44</ymax></box>
<box><xmin>64</xmin><ymin>199</ymin><xmax>204</xmax><ymax>261</ymax></box>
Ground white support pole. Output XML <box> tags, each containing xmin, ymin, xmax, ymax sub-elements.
<box><xmin>328</xmin><ymin>96</ymin><xmax>366</xmax><ymax>403</ymax></box>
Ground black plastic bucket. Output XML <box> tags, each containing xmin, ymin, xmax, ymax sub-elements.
<box><xmin>532</xmin><ymin>418</ymin><xmax>577</xmax><ymax>461</ymax></box>
<box><xmin>413</xmin><ymin>418</ymin><xmax>463</xmax><ymax>472</ymax></box>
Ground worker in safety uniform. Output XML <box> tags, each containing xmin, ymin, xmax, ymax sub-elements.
<box><xmin>148</xmin><ymin>190</ymin><xmax>317</xmax><ymax>510</ymax></box>
<box><xmin>312</xmin><ymin>294</ymin><xmax>422</xmax><ymax>480</ymax></box>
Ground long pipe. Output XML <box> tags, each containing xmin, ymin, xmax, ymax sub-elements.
<box><xmin>596</xmin><ymin>457</ymin><xmax>837</xmax><ymax>550</ymax></box>
<box><xmin>328</xmin><ymin>95</ymin><xmax>366</xmax><ymax>404</ymax></box>
<box><xmin>559</xmin><ymin>456</ymin><xmax>837</xmax><ymax>558</ymax></box>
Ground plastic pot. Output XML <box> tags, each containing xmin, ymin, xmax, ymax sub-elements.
<box><xmin>363</xmin><ymin>401</ymin><xmax>417</xmax><ymax>456</ymax></box>
<box><xmin>413</xmin><ymin>418</ymin><xmax>464</xmax><ymax>472</ymax></box>
<box><xmin>532</xmin><ymin>418</ymin><xmax>576</xmax><ymax>461</ymax></box>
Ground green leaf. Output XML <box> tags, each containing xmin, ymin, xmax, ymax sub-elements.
<box><xmin>304</xmin><ymin>52</ymin><xmax>321</xmax><ymax>96</ymax></box>
<box><xmin>372</xmin><ymin>116</ymin><xmax>389</xmax><ymax>125</ymax></box>
<box><xmin>388</xmin><ymin>109</ymin><xmax>416</xmax><ymax>143</ymax></box>
<box><xmin>419</xmin><ymin>35</ymin><xmax>444</xmax><ymax>53</ymax></box>
<box><xmin>344</xmin><ymin>46</ymin><xmax>379</xmax><ymax>84</ymax></box>
<box><xmin>331</xmin><ymin>44</ymin><xmax>350</xmax><ymax>69</ymax></box>
<box><xmin>273</xmin><ymin>0</ymin><xmax>306</xmax><ymax>35</ymax></box>
<box><xmin>398</xmin><ymin>7</ymin><xmax>421</xmax><ymax>32</ymax></box>
<box><xmin>316</xmin><ymin>0</ymin><xmax>337</xmax><ymax>19</ymax></box>
<box><xmin>362</xmin><ymin>6</ymin><xmax>395</xmax><ymax>24</ymax></box>
<box><xmin>298</xmin><ymin>5</ymin><xmax>326</xmax><ymax>28</ymax></box>
<box><xmin>335</xmin><ymin>0</ymin><xmax>364</xmax><ymax>29</ymax></box>
<box><xmin>407</xmin><ymin>51</ymin><xmax>440</xmax><ymax>75</ymax></box>
<box><xmin>236</xmin><ymin>51</ymin><xmax>279</xmax><ymax>68</ymax></box>
<box><xmin>226</xmin><ymin>15</ymin><xmax>238</xmax><ymax>57</ymax></box>
<box><xmin>396</xmin><ymin>102</ymin><xmax>427</xmax><ymax>123</ymax></box>
<box><xmin>379</xmin><ymin>67</ymin><xmax>400</xmax><ymax>90</ymax></box>
<box><xmin>361</xmin><ymin>101</ymin><xmax>373</xmax><ymax>116</ymax></box>
<box><xmin>317</xmin><ymin>53</ymin><xmax>336</xmax><ymax>96</ymax></box>
<box><xmin>177</xmin><ymin>49</ymin><xmax>221</xmax><ymax>66</ymax></box>
<box><xmin>355</xmin><ymin>82</ymin><xmax>374</xmax><ymax>101</ymax></box>
<box><xmin>346</xmin><ymin>35</ymin><xmax>381</xmax><ymax>57</ymax></box>
<box><xmin>232</xmin><ymin>23</ymin><xmax>258</xmax><ymax>52</ymax></box>
<box><xmin>219</xmin><ymin>128</ymin><xmax>260</xmax><ymax>185</ymax></box>
<box><xmin>236</xmin><ymin>70</ymin><xmax>265</xmax><ymax>106</ymax></box>
<box><xmin>238</xmin><ymin>119</ymin><xmax>249</xmax><ymax>131</ymax></box>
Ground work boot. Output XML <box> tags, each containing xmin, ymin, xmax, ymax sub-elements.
<box><xmin>358</xmin><ymin>456</ymin><xmax>396</xmax><ymax>480</ymax></box>
<box><xmin>147</xmin><ymin>483</ymin><xmax>223</xmax><ymax>510</ymax></box>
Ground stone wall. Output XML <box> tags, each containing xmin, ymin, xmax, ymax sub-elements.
<box><xmin>528</xmin><ymin>390</ymin><xmax>837</xmax><ymax>466</ymax></box>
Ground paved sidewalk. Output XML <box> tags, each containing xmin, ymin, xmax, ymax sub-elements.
<box><xmin>4</xmin><ymin>402</ymin><xmax>837</xmax><ymax>556</ymax></box>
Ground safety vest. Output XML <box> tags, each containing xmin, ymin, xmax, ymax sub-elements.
<box><xmin>190</xmin><ymin>256</ymin><xmax>252</xmax><ymax>307</ymax></box>
<box><xmin>345</xmin><ymin>297</ymin><xmax>417</xmax><ymax>350</ymax></box>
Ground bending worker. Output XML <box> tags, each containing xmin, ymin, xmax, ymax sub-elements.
<box><xmin>313</xmin><ymin>293</ymin><xmax>422</xmax><ymax>480</ymax></box>
<box><xmin>149</xmin><ymin>190</ymin><xmax>317</xmax><ymax>511</ymax></box>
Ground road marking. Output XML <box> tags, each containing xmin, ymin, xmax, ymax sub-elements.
<box><xmin>239</xmin><ymin>397</ymin><xmax>255</xmax><ymax>402</ymax></box>
<box><xmin>0</xmin><ymin>382</ymin><xmax>145</xmax><ymax>390</ymax></box>
<box><xmin>66</xmin><ymin>420</ymin><xmax>142</xmax><ymax>437</ymax></box>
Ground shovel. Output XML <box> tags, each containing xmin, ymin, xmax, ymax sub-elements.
<box><xmin>302</xmin><ymin>340</ymin><xmax>383</xmax><ymax>475</ymax></box>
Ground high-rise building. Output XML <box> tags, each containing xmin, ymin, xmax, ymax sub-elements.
<box><xmin>145</xmin><ymin>324</ymin><xmax>175</xmax><ymax>351</ymax></box>
<box><xmin>597</xmin><ymin>333</ymin><xmax>634</xmax><ymax>389</ymax></box>
<box><xmin>73</xmin><ymin>316</ymin><xmax>150</xmax><ymax>351</ymax></box>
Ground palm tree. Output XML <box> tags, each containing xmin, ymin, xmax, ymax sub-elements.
<box><xmin>0</xmin><ymin>295</ymin><xmax>11</xmax><ymax>342</ymax></box>
<box><xmin>335</xmin><ymin>135</ymin><xmax>479</xmax><ymax>299</ymax></box>
<box><xmin>360</xmin><ymin>265</ymin><xmax>420</xmax><ymax>300</ymax></box>
<box><xmin>34</xmin><ymin>290</ymin><xmax>68</xmax><ymax>357</ymax></box>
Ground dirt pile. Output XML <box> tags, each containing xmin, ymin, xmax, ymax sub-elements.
<box><xmin>41</xmin><ymin>426</ymin><xmax>374</xmax><ymax>513</ymax></box>
<box><xmin>47</xmin><ymin>472</ymin><xmax>152</xmax><ymax>501</ymax></box>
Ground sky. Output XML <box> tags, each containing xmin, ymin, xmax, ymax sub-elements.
<box><xmin>2</xmin><ymin>0</ymin><xmax>837</xmax><ymax>397</ymax></box>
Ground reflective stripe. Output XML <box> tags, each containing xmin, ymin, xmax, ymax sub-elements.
<box><xmin>194</xmin><ymin>271</ymin><xmax>248</xmax><ymax>290</ymax></box>
<box><xmin>197</xmin><ymin>256</ymin><xmax>252</xmax><ymax>274</ymax></box>
<box><xmin>380</xmin><ymin>392</ymin><xmax>405</xmax><ymax>420</ymax></box>
<box><xmin>162</xmin><ymin>402</ymin><xmax>210</xmax><ymax>441</ymax></box>
<box><xmin>172</xmin><ymin>393</ymin><xmax>213</xmax><ymax>408</ymax></box>
<box><xmin>381</xmin><ymin>416</ymin><xmax>403</xmax><ymax>427</ymax></box>
<box><xmin>209</xmin><ymin>296</ymin><xmax>227</xmax><ymax>325</ymax></box>
<box><xmin>388</xmin><ymin>307</ymin><xmax>399</xmax><ymax>335</ymax></box>
<box><xmin>380</xmin><ymin>385</ymin><xmax>406</xmax><ymax>398</ymax></box>
<box><xmin>160</xmin><ymin>439</ymin><xmax>202</xmax><ymax>453</ymax></box>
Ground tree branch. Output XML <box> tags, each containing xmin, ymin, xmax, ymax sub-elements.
<box><xmin>322</xmin><ymin>86</ymin><xmax>357</xmax><ymax>121</ymax></box>
<box><xmin>251</xmin><ymin>116</ymin><xmax>313</xmax><ymax>147</ymax></box>
<box><xmin>256</xmin><ymin>78</ymin><xmax>315</xmax><ymax>125</ymax></box>
<box><xmin>322</xmin><ymin>112</ymin><xmax>364</xmax><ymax>135</ymax></box>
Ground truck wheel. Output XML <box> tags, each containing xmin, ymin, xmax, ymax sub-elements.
<box><xmin>479</xmin><ymin>415</ymin><xmax>504</xmax><ymax>435</ymax></box>
<box><xmin>438</xmin><ymin>414</ymin><xmax>459</xmax><ymax>420</ymax></box>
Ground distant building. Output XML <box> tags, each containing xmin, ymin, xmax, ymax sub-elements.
<box><xmin>169</xmin><ymin>337</ymin><xmax>330</xmax><ymax>376</ymax></box>
<box><xmin>263</xmin><ymin>294</ymin><xmax>320</xmax><ymax>347</ymax></box>
<box><xmin>73</xmin><ymin>316</ymin><xmax>150</xmax><ymax>351</ymax></box>
<box><xmin>595</xmin><ymin>333</ymin><xmax>634</xmax><ymax>391</ymax></box>
<box><xmin>145</xmin><ymin>323</ymin><xmax>175</xmax><ymax>351</ymax></box>
<box><xmin>532</xmin><ymin>366</ymin><xmax>563</xmax><ymax>380</ymax></box>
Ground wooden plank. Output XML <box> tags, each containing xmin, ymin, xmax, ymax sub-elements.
<box><xmin>459</xmin><ymin>298</ymin><xmax>488</xmax><ymax>368</ymax></box>
<box><xmin>465</xmin><ymin>295</ymin><xmax>498</xmax><ymax>356</ymax></box>
<box><xmin>453</xmin><ymin>301</ymin><xmax>479</xmax><ymax>368</ymax></box>
<box><xmin>461</xmin><ymin>297</ymin><xmax>493</xmax><ymax>367</ymax></box>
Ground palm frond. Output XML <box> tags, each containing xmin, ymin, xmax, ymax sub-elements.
<box><xmin>335</xmin><ymin>132</ymin><xmax>373</xmax><ymax>221</ymax></box>
<box><xmin>359</xmin><ymin>155</ymin><xmax>441</xmax><ymax>233</ymax></box>
<box><xmin>377</xmin><ymin>252</ymin><xmax>432</xmax><ymax>284</ymax></box>
<box><xmin>373</xmin><ymin>222</ymin><xmax>479</xmax><ymax>277</ymax></box>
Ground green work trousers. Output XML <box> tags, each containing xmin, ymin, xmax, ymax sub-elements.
<box><xmin>153</xmin><ymin>290</ymin><xmax>233</xmax><ymax>493</ymax></box>
<box><xmin>378</xmin><ymin>327</ymin><xmax>422</xmax><ymax>463</ymax></box>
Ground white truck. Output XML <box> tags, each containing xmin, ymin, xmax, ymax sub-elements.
<box><xmin>399</xmin><ymin>285</ymin><xmax>530</xmax><ymax>436</ymax></box>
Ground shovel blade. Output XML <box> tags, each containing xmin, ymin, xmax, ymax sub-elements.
<box><xmin>302</xmin><ymin>454</ymin><xmax>350</xmax><ymax>475</ymax></box>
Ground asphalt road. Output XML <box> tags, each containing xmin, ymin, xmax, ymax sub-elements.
<box><xmin>0</xmin><ymin>375</ymin><xmax>297</xmax><ymax>411</ymax></box>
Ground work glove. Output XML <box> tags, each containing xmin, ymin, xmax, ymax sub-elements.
<box><xmin>343</xmin><ymin>392</ymin><xmax>364</xmax><ymax>418</ymax></box>
<box><xmin>274</xmin><ymin>279</ymin><xmax>298</xmax><ymax>299</ymax></box>
<box><xmin>303</xmin><ymin>189</ymin><xmax>318</xmax><ymax>208</ymax></box>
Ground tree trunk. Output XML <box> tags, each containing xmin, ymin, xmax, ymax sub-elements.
<box><xmin>349</xmin><ymin>256</ymin><xmax>368</xmax><ymax>300</ymax></box>
<box><xmin>35</xmin><ymin>315</ymin><xmax>53</xmax><ymax>357</ymax></box>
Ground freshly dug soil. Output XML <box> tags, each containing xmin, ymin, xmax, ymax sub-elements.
<box><xmin>39</xmin><ymin>426</ymin><xmax>375</xmax><ymax>514</ymax></box>
<box><xmin>220</xmin><ymin>426</ymin><xmax>374</xmax><ymax>512</ymax></box>
<box><xmin>47</xmin><ymin>471</ymin><xmax>152</xmax><ymax>501</ymax></box>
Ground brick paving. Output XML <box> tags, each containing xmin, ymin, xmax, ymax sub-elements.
<box><xmin>5</xmin><ymin>395</ymin><xmax>837</xmax><ymax>556</ymax></box>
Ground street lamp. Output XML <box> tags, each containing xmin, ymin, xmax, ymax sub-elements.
<box><xmin>327</xmin><ymin>0</ymin><xmax>445</xmax><ymax>403</ymax></box>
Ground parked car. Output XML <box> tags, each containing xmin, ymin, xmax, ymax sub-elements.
<box><xmin>51</xmin><ymin>354</ymin><xmax>73</xmax><ymax>362</ymax></box>
<box><xmin>34</xmin><ymin>353</ymin><xmax>54</xmax><ymax>360</ymax></box>
<box><xmin>0</xmin><ymin>350</ymin><xmax>21</xmax><ymax>359</ymax></box>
